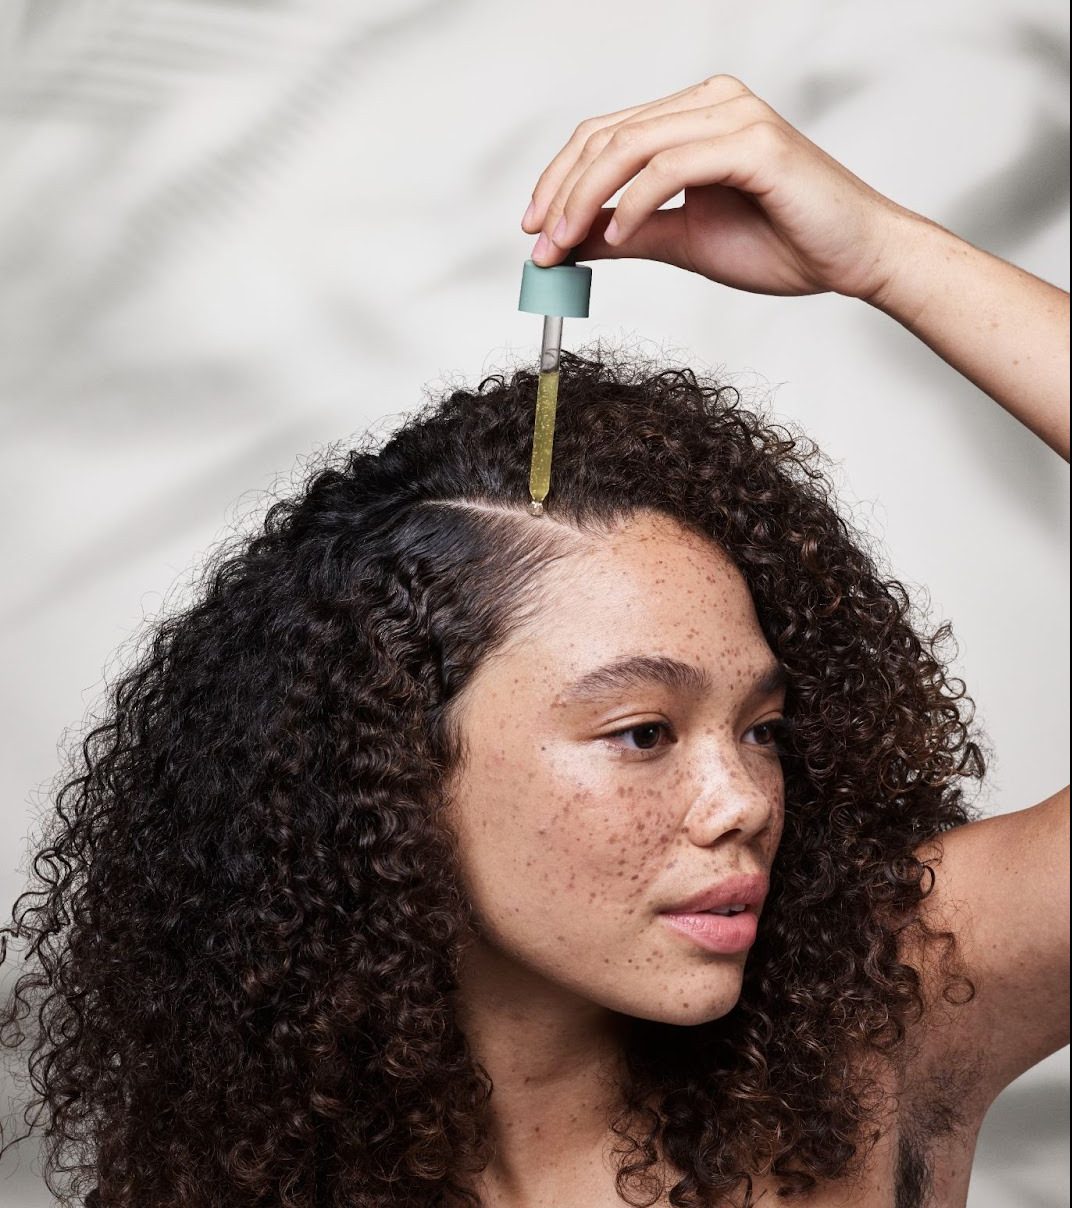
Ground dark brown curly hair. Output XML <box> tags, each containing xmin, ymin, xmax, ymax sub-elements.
<box><xmin>0</xmin><ymin>345</ymin><xmax>986</xmax><ymax>1207</ymax></box>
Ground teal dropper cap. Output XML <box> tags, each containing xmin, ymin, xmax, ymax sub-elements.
<box><xmin>518</xmin><ymin>249</ymin><xmax>592</xmax><ymax>317</ymax></box>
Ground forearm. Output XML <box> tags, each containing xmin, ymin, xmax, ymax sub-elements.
<box><xmin>867</xmin><ymin>214</ymin><xmax>1070</xmax><ymax>463</ymax></box>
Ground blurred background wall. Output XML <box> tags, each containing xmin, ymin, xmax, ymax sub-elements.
<box><xmin>0</xmin><ymin>1</ymin><xmax>1067</xmax><ymax>1204</ymax></box>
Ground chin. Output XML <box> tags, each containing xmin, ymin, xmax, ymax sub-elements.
<box><xmin>605</xmin><ymin>972</ymin><xmax>746</xmax><ymax>1028</ymax></box>
<box><xmin>643</xmin><ymin>995</ymin><xmax>742</xmax><ymax>1028</ymax></box>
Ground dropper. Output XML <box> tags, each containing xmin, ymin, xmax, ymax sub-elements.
<box><xmin>517</xmin><ymin>249</ymin><xmax>593</xmax><ymax>516</ymax></box>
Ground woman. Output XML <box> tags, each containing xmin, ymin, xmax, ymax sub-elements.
<box><xmin>0</xmin><ymin>75</ymin><xmax>1066</xmax><ymax>1208</ymax></box>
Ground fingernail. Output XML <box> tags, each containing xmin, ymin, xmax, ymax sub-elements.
<box><xmin>532</xmin><ymin>232</ymin><xmax>550</xmax><ymax>262</ymax></box>
<box><xmin>604</xmin><ymin>217</ymin><xmax>620</xmax><ymax>245</ymax></box>
<box><xmin>551</xmin><ymin>216</ymin><xmax>568</xmax><ymax>244</ymax></box>
<box><xmin>522</xmin><ymin>199</ymin><xmax>536</xmax><ymax>228</ymax></box>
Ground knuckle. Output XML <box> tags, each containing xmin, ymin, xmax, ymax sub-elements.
<box><xmin>583</xmin><ymin>126</ymin><xmax>613</xmax><ymax>156</ymax></box>
<box><xmin>608</xmin><ymin>122</ymin><xmax>641</xmax><ymax>152</ymax></box>
<box><xmin>702</xmin><ymin>72</ymin><xmax>750</xmax><ymax>94</ymax></box>
<box><xmin>737</xmin><ymin>94</ymin><xmax>774</xmax><ymax>122</ymax></box>
<box><xmin>646</xmin><ymin>148</ymin><xmax>677</xmax><ymax>180</ymax></box>
<box><xmin>748</xmin><ymin>119</ymin><xmax>789</xmax><ymax>153</ymax></box>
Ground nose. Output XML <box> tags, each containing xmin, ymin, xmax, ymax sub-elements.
<box><xmin>680</xmin><ymin>747</ymin><xmax>782</xmax><ymax>847</ymax></box>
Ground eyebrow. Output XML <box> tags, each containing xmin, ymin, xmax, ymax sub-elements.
<box><xmin>555</xmin><ymin>654</ymin><xmax>788</xmax><ymax>708</ymax></box>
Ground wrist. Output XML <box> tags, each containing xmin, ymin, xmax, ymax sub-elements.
<box><xmin>862</xmin><ymin>209</ymin><xmax>961</xmax><ymax>322</ymax></box>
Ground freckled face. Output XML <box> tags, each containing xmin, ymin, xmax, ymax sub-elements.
<box><xmin>445</xmin><ymin>511</ymin><xmax>787</xmax><ymax>1025</ymax></box>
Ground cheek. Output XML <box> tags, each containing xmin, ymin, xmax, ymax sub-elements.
<box><xmin>474</xmin><ymin>777</ymin><xmax>681</xmax><ymax>969</ymax></box>
<box><xmin>758</xmin><ymin>765</ymin><xmax>787</xmax><ymax>851</ymax></box>
<box><xmin>526</xmin><ymin>771</ymin><xmax>683</xmax><ymax>910</ymax></box>
<box><xmin>466</xmin><ymin>744</ymin><xmax>678</xmax><ymax>898</ymax></box>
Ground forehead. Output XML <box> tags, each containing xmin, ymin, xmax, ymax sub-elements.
<box><xmin>549</xmin><ymin>508</ymin><xmax>746</xmax><ymax>601</ymax></box>
<box><xmin>489</xmin><ymin>511</ymin><xmax>771</xmax><ymax>687</ymax></box>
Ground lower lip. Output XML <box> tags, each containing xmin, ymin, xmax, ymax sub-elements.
<box><xmin>659</xmin><ymin>909</ymin><xmax>758</xmax><ymax>953</ymax></box>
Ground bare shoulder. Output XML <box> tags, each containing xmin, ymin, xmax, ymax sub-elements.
<box><xmin>902</xmin><ymin>785</ymin><xmax>1069</xmax><ymax>1110</ymax></box>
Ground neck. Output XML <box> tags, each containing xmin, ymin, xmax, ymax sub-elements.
<box><xmin>451</xmin><ymin>936</ymin><xmax>634</xmax><ymax>1200</ymax></box>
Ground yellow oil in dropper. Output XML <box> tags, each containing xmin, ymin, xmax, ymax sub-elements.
<box><xmin>527</xmin><ymin>369</ymin><xmax>560</xmax><ymax>515</ymax></box>
<box><xmin>527</xmin><ymin>314</ymin><xmax>563</xmax><ymax>517</ymax></box>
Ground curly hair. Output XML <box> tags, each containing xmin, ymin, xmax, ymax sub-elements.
<box><xmin>0</xmin><ymin>345</ymin><xmax>986</xmax><ymax>1207</ymax></box>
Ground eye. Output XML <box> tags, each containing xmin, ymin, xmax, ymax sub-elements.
<box><xmin>601</xmin><ymin>716</ymin><xmax>794</xmax><ymax>760</ymax></box>
<box><xmin>746</xmin><ymin>716</ymin><xmax>793</xmax><ymax>755</ymax></box>
<box><xmin>602</xmin><ymin>721</ymin><xmax>674</xmax><ymax>755</ymax></box>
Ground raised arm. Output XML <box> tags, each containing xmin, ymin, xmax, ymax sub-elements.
<box><xmin>523</xmin><ymin>74</ymin><xmax>1070</xmax><ymax>471</ymax></box>
<box><xmin>867</xmin><ymin>215</ymin><xmax>1069</xmax><ymax>462</ymax></box>
<box><xmin>856</xmin><ymin>165</ymin><xmax>1069</xmax><ymax>1115</ymax></box>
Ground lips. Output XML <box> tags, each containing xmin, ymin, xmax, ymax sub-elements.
<box><xmin>660</xmin><ymin>908</ymin><xmax>759</xmax><ymax>954</ymax></box>
<box><xmin>660</xmin><ymin>872</ymin><xmax>769</xmax><ymax>916</ymax></box>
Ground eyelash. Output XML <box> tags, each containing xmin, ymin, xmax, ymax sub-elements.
<box><xmin>602</xmin><ymin>717</ymin><xmax>794</xmax><ymax>758</ymax></box>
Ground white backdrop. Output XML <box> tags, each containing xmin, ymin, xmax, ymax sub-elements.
<box><xmin>0</xmin><ymin>1</ymin><xmax>1067</xmax><ymax>1204</ymax></box>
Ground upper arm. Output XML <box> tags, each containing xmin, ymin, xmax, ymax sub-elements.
<box><xmin>908</xmin><ymin>784</ymin><xmax>1069</xmax><ymax>1107</ymax></box>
